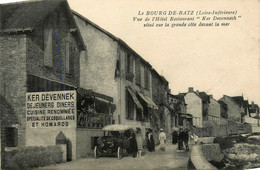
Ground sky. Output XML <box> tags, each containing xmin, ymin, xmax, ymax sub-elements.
<box><xmin>1</xmin><ymin>0</ymin><xmax>260</xmax><ymax>104</ymax></box>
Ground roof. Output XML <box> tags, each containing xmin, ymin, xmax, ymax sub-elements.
<box><xmin>231</xmin><ymin>96</ymin><xmax>244</xmax><ymax>107</ymax></box>
<box><xmin>0</xmin><ymin>0</ymin><xmax>85</xmax><ymax>50</ymax></box>
<box><xmin>168</xmin><ymin>93</ymin><xmax>185</xmax><ymax>102</ymax></box>
<box><xmin>151</xmin><ymin>68</ymin><xmax>169</xmax><ymax>83</ymax></box>
<box><xmin>198</xmin><ymin>92</ymin><xmax>210</xmax><ymax>103</ymax></box>
<box><xmin>72</xmin><ymin>10</ymin><xmax>152</xmax><ymax>68</ymax></box>
<box><xmin>181</xmin><ymin>90</ymin><xmax>210</xmax><ymax>103</ymax></box>
<box><xmin>1</xmin><ymin>0</ymin><xmax>62</xmax><ymax>32</ymax></box>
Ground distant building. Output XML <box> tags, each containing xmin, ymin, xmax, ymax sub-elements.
<box><xmin>167</xmin><ymin>93</ymin><xmax>192</xmax><ymax>130</ymax></box>
<box><xmin>218</xmin><ymin>95</ymin><xmax>245</xmax><ymax>123</ymax></box>
<box><xmin>245</xmin><ymin>101</ymin><xmax>260</xmax><ymax>132</ymax></box>
<box><xmin>182</xmin><ymin>87</ymin><xmax>210</xmax><ymax>128</ymax></box>
<box><xmin>207</xmin><ymin>95</ymin><xmax>221</xmax><ymax>126</ymax></box>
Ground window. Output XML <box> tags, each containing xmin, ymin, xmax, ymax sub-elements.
<box><xmin>135</xmin><ymin>59</ymin><xmax>141</xmax><ymax>85</ymax></box>
<box><xmin>5</xmin><ymin>127</ymin><xmax>18</xmax><ymax>147</ymax></box>
<box><xmin>126</xmin><ymin>90</ymin><xmax>134</xmax><ymax>120</ymax></box>
<box><xmin>43</xmin><ymin>26</ymin><xmax>53</xmax><ymax>67</ymax></box>
<box><xmin>65</xmin><ymin>41</ymin><xmax>72</xmax><ymax>74</ymax></box>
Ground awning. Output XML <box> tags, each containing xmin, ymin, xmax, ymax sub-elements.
<box><xmin>102</xmin><ymin>124</ymin><xmax>133</xmax><ymax>131</ymax></box>
<box><xmin>137</xmin><ymin>92</ymin><xmax>158</xmax><ymax>110</ymax></box>
<box><xmin>77</xmin><ymin>87</ymin><xmax>113</xmax><ymax>102</ymax></box>
<box><xmin>126</xmin><ymin>87</ymin><xmax>143</xmax><ymax>111</ymax></box>
<box><xmin>180</xmin><ymin>113</ymin><xmax>193</xmax><ymax>119</ymax></box>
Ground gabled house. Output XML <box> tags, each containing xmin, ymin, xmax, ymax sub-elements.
<box><xmin>218</xmin><ymin>95</ymin><xmax>244</xmax><ymax>123</ymax></box>
<box><xmin>231</xmin><ymin>96</ymin><xmax>248</xmax><ymax>122</ymax></box>
<box><xmin>0</xmin><ymin>0</ymin><xmax>85</xmax><ymax>164</ymax></box>
<box><xmin>183</xmin><ymin>87</ymin><xmax>210</xmax><ymax>128</ymax></box>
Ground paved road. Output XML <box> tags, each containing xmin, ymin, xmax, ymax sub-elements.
<box><xmin>39</xmin><ymin>144</ymin><xmax>190</xmax><ymax>170</ymax></box>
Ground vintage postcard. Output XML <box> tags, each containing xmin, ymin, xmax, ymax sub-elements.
<box><xmin>0</xmin><ymin>0</ymin><xmax>259</xmax><ymax>169</ymax></box>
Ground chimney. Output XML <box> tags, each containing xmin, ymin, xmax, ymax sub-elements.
<box><xmin>188</xmin><ymin>87</ymin><xmax>194</xmax><ymax>92</ymax></box>
<box><xmin>209</xmin><ymin>95</ymin><xmax>213</xmax><ymax>99</ymax></box>
<box><xmin>196</xmin><ymin>90</ymin><xmax>199</xmax><ymax>95</ymax></box>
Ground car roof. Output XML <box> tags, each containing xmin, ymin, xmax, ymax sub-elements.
<box><xmin>102</xmin><ymin>124</ymin><xmax>133</xmax><ymax>131</ymax></box>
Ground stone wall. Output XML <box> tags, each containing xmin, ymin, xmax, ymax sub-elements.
<box><xmin>0</xmin><ymin>34</ymin><xmax>27</xmax><ymax>147</ymax></box>
<box><xmin>0</xmin><ymin>34</ymin><xmax>27</xmax><ymax>167</ymax></box>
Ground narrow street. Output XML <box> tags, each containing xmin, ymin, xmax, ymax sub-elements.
<box><xmin>39</xmin><ymin>143</ymin><xmax>190</xmax><ymax>170</ymax></box>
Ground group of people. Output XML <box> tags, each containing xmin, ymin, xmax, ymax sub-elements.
<box><xmin>127</xmin><ymin>127</ymin><xmax>193</xmax><ymax>158</ymax></box>
<box><xmin>127</xmin><ymin>128</ymin><xmax>156</xmax><ymax>158</ymax></box>
<box><xmin>172</xmin><ymin>128</ymin><xmax>190</xmax><ymax>151</ymax></box>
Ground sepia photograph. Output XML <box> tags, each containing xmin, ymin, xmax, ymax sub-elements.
<box><xmin>0</xmin><ymin>0</ymin><xmax>259</xmax><ymax>169</ymax></box>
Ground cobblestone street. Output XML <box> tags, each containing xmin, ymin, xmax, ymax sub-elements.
<box><xmin>39</xmin><ymin>144</ymin><xmax>190</xmax><ymax>170</ymax></box>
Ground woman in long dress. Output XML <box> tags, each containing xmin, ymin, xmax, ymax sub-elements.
<box><xmin>128</xmin><ymin>129</ymin><xmax>138</xmax><ymax>157</ymax></box>
<box><xmin>147</xmin><ymin>130</ymin><xmax>155</xmax><ymax>152</ymax></box>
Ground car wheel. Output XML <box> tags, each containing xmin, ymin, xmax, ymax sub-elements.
<box><xmin>117</xmin><ymin>147</ymin><xmax>122</xmax><ymax>159</ymax></box>
<box><xmin>94</xmin><ymin>146</ymin><xmax>98</xmax><ymax>159</ymax></box>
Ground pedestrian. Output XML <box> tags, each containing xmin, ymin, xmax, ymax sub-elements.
<box><xmin>159</xmin><ymin>129</ymin><xmax>166</xmax><ymax>151</ymax></box>
<box><xmin>147</xmin><ymin>129</ymin><xmax>155</xmax><ymax>152</ymax></box>
<box><xmin>172</xmin><ymin>129</ymin><xmax>178</xmax><ymax>144</ymax></box>
<box><xmin>128</xmin><ymin>129</ymin><xmax>138</xmax><ymax>157</ymax></box>
<box><xmin>183</xmin><ymin>128</ymin><xmax>189</xmax><ymax>151</ymax></box>
<box><xmin>190</xmin><ymin>132</ymin><xmax>198</xmax><ymax>145</ymax></box>
<box><xmin>178</xmin><ymin>128</ymin><xmax>184</xmax><ymax>151</ymax></box>
<box><xmin>136</xmin><ymin>128</ymin><xmax>143</xmax><ymax>157</ymax></box>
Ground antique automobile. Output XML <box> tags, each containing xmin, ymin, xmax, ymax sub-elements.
<box><xmin>93</xmin><ymin>124</ymin><xmax>135</xmax><ymax>159</ymax></box>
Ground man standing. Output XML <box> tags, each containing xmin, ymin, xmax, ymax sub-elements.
<box><xmin>159</xmin><ymin>129</ymin><xmax>166</xmax><ymax>151</ymax></box>
<box><xmin>172</xmin><ymin>128</ymin><xmax>178</xmax><ymax>144</ymax></box>
<box><xmin>178</xmin><ymin>128</ymin><xmax>184</xmax><ymax>151</ymax></box>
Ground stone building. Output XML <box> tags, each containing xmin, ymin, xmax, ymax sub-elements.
<box><xmin>167</xmin><ymin>93</ymin><xmax>192</xmax><ymax>130</ymax></box>
<box><xmin>182</xmin><ymin>88</ymin><xmax>210</xmax><ymax>128</ymax></box>
<box><xmin>73</xmin><ymin>11</ymin><xmax>159</xmax><ymax>152</ymax></box>
<box><xmin>218</xmin><ymin>95</ymin><xmax>244</xmax><ymax>123</ymax></box>
<box><xmin>150</xmin><ymin>69</ymin><xmax>170</xmax><ymax>140</ymax></box>
<box><xmin>0</xmin><ymin>0</ymin><xmax>86</xmax><ymax>166</ymax></box>
<box><xmin>0</xmin><ymin>0</ymin><xmax>170</xmax><ymax>165</ymax></box>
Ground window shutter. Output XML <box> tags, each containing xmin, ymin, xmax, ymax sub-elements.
<box><xmin>135</xmin><ymin>59</ymin><xmax>141</xmax><ymax>85</ymax></box>
<box><xmin>44</xmin><ymin>27</ymin><xmax>53</xmax><ymax>67</ymax></box>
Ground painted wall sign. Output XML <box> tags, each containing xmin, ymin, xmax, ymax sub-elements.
<box><xmin>26</xmin><ymin>90</ymin><xmax>77</xmax><ymax>128</ymax></box>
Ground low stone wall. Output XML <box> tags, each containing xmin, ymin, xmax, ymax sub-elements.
<box><xmin>190</xmin><ymin>145</ymin><xmax>218</xmax><ymax>170</ymax></box>
<box><xmin>189</xmin><ymin>137</ymin><xmax>224</xmax><ymax>170</ymax></box>
<box><xmin>201</xmin><ymin>144</ymin><xmax>224</xmax><ymax>162</ymax></box>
